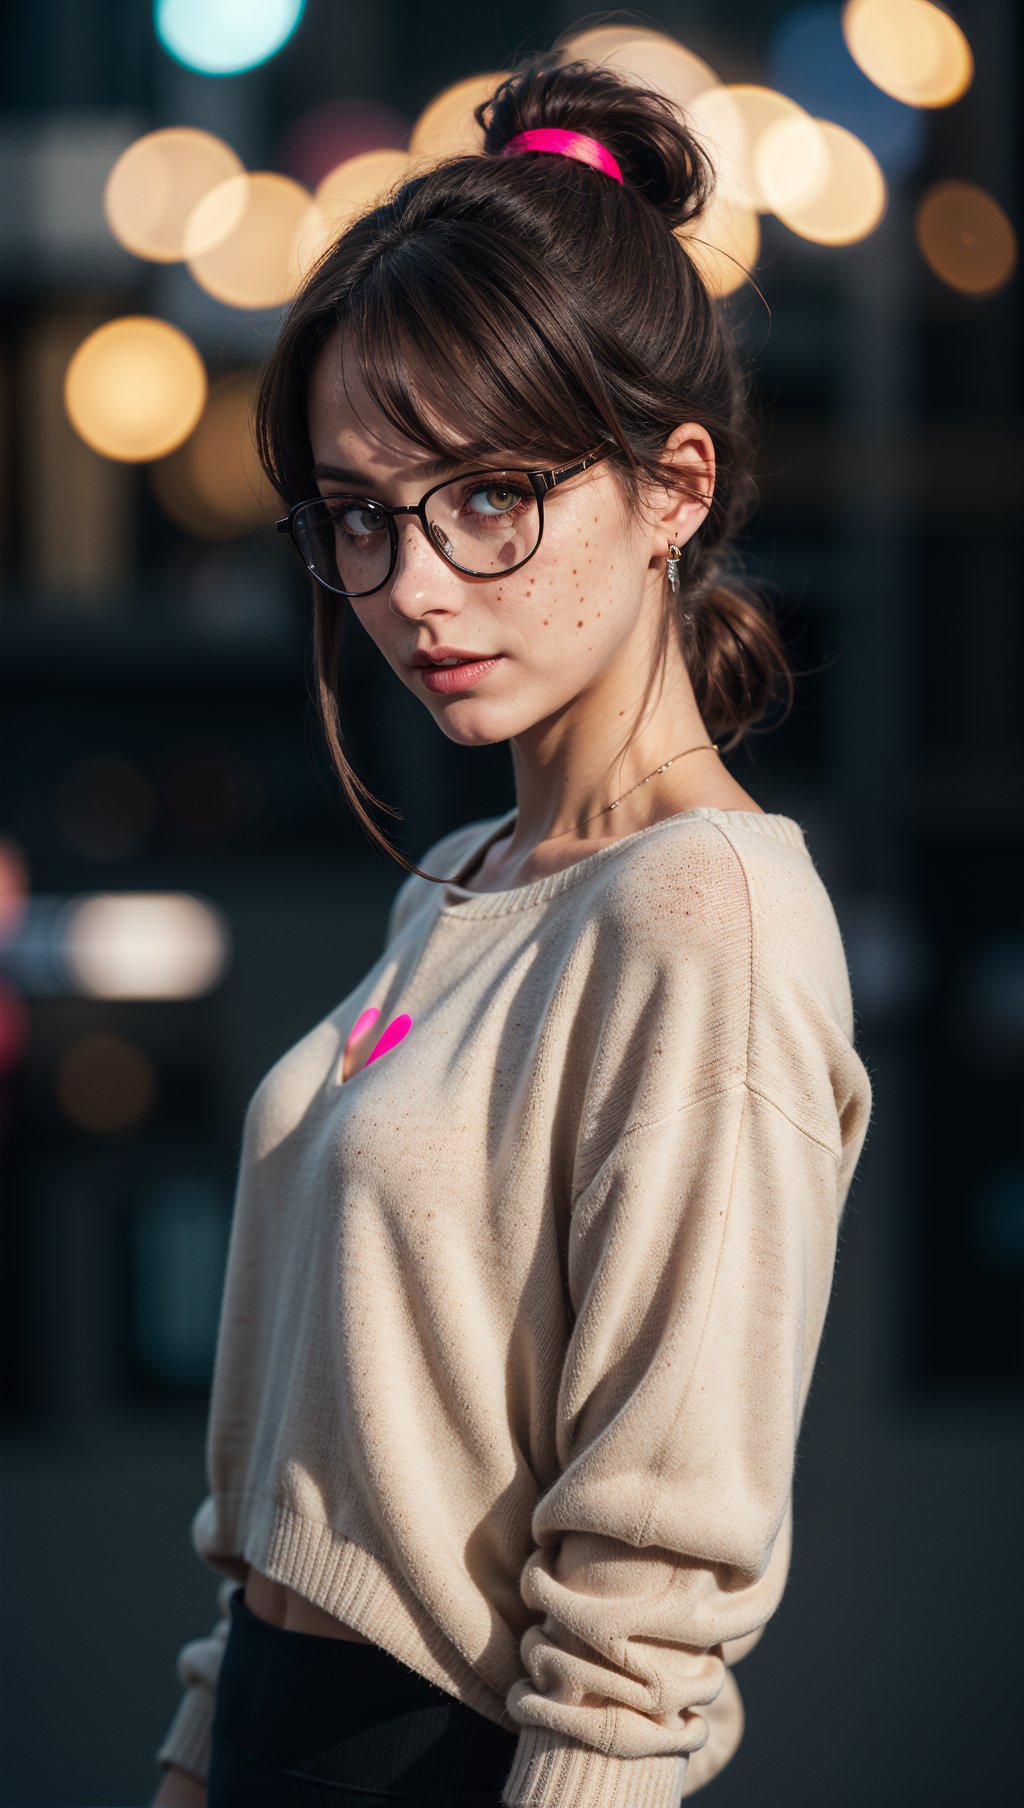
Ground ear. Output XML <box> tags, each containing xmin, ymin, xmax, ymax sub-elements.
<box><xmin>648</xmin><ymin>422</ymin><xmax>715</xmax><ymax>560</ymax></box>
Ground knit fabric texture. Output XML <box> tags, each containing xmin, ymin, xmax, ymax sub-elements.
<box><xmin>155</xmin><ymin>805</ymin><xmax>873</xmax><ymax>1805</ymax></box>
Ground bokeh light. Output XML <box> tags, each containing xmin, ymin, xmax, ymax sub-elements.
<box><xmin>64</xmin><ymin>317</ymin><xmax>207</xmax><ymax>462</ymax></box>
<box><xmin>184</xmin><ymin>171</ymin><xmax>316</xmax><ymax>309</ymax></box>
<box><xmin>54</xmin><ymin>755</ymin><xmax>157</xmax><ymax>861</ymax></box>
<box><xmin>577</xmin><ymin>31</ymin><xmax>720</xmax><ymax>110</ymax></box>
<box><xmin>154</xmin><ymin>0</ymin><xmax>305</xmax><ymax>77</ymax></box>
<box><xmin>103</xmin><ymin>127</ymin><xmax>244</xmax><ymax>262</ymax></box>
<box><xmin>58</xmin><ymin>892</ymin><xmax>230</xmax><ymax>999</ymax></box>
<box><xmin>678</xmin><ymin>193</ymin><xmax>761</xmax><ymax>298</ymax></box>
<box><xmin>842</xmin><ymin>0</ymin><xmax>973</xmax><ymax>107</ymax></box>
<box><xmin>915</xmin><ymin>181</ymin><xmax>1018</xmax><ymax>294</ymax></box>
<box><xmin>768</xmin><ymin>118</ymin><xmax>887</xmax><ymax>245</ymax></box>
<box><xmin>149</xmin><ymin>371</ymin><xmax>276</xmax><ymax>540</ymax></box>
<box><xmin>687</xmin><ymin>85</ymin><xmax>820</xmax><ymax>213</ymax></box>
<box><xmin>766</xmin><ymin>5</ymin><xmax>927</xmax><ymax>184</ymax></box>
<box><xmin>561</xmin><ymin>23</ymin><xmax>681</xmax><ymax>63</ymax></box>
<box><xmin>0</xmin><ymin>838</ymin><xmax>30</xmax><ymax>936</ymax></box>
<box><xmin>0</xmin><ymin>978</ymin><xmax>30</xmax><ymax>1073</ymax></box>
<box><xmin>55</xmin><ymin>1031</ymin><xmax>157</xmax><ymax>1134</ymax></box>
<box><xmin>315</xmin><ymin>149</ymin><xmax>419</xmax><ymax>221</ymax></box>
<box><xmin>299</xmin><ymin>149</ymin><xmax>422</xmax><ymax>271</ymax></box>
<box><xmin>409</xmin><ymin>72</ymin><xmax>509</xmax><ymax>159</ymax></box>
<box><xmin>275</xmin><ymin>98</ymin><xmax>410</xmax><ymax>191</ymax></box>
<box><xmin>755</xmin><ymin>113</ymin><xmax>832</xmax><ymax>215</ymax></box>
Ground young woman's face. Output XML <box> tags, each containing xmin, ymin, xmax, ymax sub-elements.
<box><xmin>306</xmin><ymin>330</ymin><xmax>671</xmax><ymax>750</ymax></box>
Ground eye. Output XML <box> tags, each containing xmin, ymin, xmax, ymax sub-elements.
<box><xmin>326</xmin><ymin>499</ymin><xmax>387</xmax><ymax>537</ymax></box>
<box><xmin>463</xmin><ymin>480</ymin><xmax>532</xmax><ymax>518</ymax></box>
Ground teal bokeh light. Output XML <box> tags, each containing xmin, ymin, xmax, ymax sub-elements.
<box><xmin>155</xmin><ymin>0</ymin><xmax>306</xmax><ymax>77</ymax></box>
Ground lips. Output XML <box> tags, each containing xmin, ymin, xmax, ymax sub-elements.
<box><xmin>412</xmin><ymin>649</ymin><xmax>495</xmax><ymax>666</ymax></box>
<box><xmin>416</xmin><ymin>655</ymin><xmax>505</xmax><ymax>693</ymax></box>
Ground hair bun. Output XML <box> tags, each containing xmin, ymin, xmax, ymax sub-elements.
<box><xmin>478</xmin><ymin>52</ymin><xmax>714</xmax><ymax>231</ymax></box>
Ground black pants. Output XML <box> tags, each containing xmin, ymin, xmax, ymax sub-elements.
<box><xmin>207</xmin><ymin>1585</ymin><xmax>520</xmax><ymax>1807</ymax></box>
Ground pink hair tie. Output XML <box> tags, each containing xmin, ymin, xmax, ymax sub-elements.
<box><xmin>500</xmin><ymin>127</ymin><xmax>624</xmax><ymax>185</ymax></box>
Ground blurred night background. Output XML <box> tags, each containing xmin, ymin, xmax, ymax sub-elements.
<box><xmin>0</xmin><ymin>2</ymin><xmax>1021</xmax><ymax>1803</ymax></box>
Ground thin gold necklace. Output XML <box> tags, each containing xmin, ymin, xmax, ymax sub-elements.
<box><xmin>541</xmin><ymin>741</ymin><xmax>720</xmax><ymax>843</ymax></box>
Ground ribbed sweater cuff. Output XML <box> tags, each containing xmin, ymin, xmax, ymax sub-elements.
<box><xmin>500</xmin><ymin>1727</ymin><xmax>689</xmax><ymax>1808</ymax></box>
<box><xmin>154</xmin><ymin>1683</ymin><xmax>215</xmax><ymax>1784</ymax></box>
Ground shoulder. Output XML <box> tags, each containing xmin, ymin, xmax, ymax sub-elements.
<box><xmin>597</xmin><ymin>813</ymin><xmax>846</xmax><ymax>986</ymax></box>
<box><xmin>594</xmin><ymin>811</ymin><xmax>825</xmax><ymax>971</ymax></box>
<box><xmin>583</xmin><ymin>813</ymin><xmax>866</xmax><ymax>1146</ymax></box>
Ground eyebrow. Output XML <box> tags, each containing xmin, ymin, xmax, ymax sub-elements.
<box><xmin>312</xmin><ymin>448</ymin><xmax>474</xmax><ymax>484</ymax></box>
<box><xmin>311</xmin><ymin>452</ymin><xmax>517</xmax><ymax>488</ymax></box>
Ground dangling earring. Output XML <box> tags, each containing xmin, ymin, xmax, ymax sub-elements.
<box><xmin>666</xmin><ymin>544</ymin><xmax>682</xmax><ymax>592</ymax></box>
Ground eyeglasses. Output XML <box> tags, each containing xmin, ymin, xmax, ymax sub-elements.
<box><xmin>275</xmin><ymin>447</ymin><xmax>612</xmax><ymax>599</ymax></box>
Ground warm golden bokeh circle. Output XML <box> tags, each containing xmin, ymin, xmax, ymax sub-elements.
<box><xmin>770</xmin><ymin>120</ymin><xmax>887</xmax><ymax>245</ymax></box>
<box><xmin>560</xmin><ymin>23</ymin><xmax>677</xmax><ymax>63</ymax></box>
<box><xmin>755</xmin><ymin>114</ymin><xmax>833</xmax><ymax>215</ymax></box>
<box><xmin>0</xmin><ymin>837</ymin><xmax>30</xmax><ymax>936</ymax></box>
<box><xmin>678</xmin><ymin>193</ymin><xmax>761</xmax><ymax>297</ymax></box>
<box><xmin>184</xmin><ymin>171</ymin><xmax>316</xmax><ymax>309</ymax></box>
<box><xmin>104</xmin><ymin>127</ymin><xmax>244</xmax><ymax>262</ymax></box>
<box><xmin>578</xmin><ymin>32</ymin><xmax>720</xmax><ymax>110</ymax></box>
<box><xmin>296</xmin><ymin>149</ymin><xmax>425</xmax><ymax>273</ymax></box>
<box><xmin>409</xmin><ymin>72</ymin><xmax>510</xmax><ymax>159</ymax></box>
<box><xmin>64</xmin><ymin>316</ymin><xmax>207</xmax><ymax>461</ymax></box>
<box><xmin>150</xmin><ymin>371</ymin><xmax>277</xmax><ymax>539</ymax></box>
<box><xmin>915</xmin><ymin>181</ymin><xmax>1018</xmax><ymax>293</ymax></box>
<box><xmin>842</xmin><ymin>0</ymin><xmax>973</xmax><ymax>107</ymax></box>
<box><xmin>687</xmin><ymin>85</ymin><xmax>819</xmax><ymax>213</ymax></box>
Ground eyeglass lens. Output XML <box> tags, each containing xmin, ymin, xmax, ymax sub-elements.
<box><xmin>293</xmin><ymin>471</ymin><xmax>541</xmax><ymax>595</ymax></box>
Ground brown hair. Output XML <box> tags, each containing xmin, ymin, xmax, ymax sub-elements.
<box><xmin>253</xmin><ymin>48</ymin><xmax>796</xmax><ymax>883</ymax></box>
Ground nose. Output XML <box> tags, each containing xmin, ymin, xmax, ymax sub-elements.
<box><xmin>386</xmin><ymin>513</ymin><xmax>461</xmax><ymax>613</ymax></box>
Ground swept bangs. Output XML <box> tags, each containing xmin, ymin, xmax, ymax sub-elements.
<box><xmin>340</xmin><ymin>215</ymin><xmax>633</xmax><ymax>488</ymax></box>
<box><xmin>260</xmin><ymin>195</ymin><xmax>647</xmax><ymax>509</ymax></box>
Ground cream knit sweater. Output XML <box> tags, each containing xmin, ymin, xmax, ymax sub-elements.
<box><xmin>155</xmin><ymin>804</ymin><xmax>873</xmax><ymax>1807</ymax></box>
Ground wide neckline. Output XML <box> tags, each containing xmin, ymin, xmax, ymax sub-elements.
<box><xmin>438</xmin><ymin>804</ymin><xmax>809</xmax><ymax>919</ymax></box>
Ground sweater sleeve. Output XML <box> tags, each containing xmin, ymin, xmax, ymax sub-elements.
<box><xmin>154</xmin><ymin>1573</ymin><xmax>238</xmax><ymax>1782</ymax></box>
<box><xmin>500</xmin><ymin>1078</ymin><xmax>862</xmax><ymax>1808</ymax></box>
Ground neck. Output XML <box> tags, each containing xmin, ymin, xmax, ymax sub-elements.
<box><xmin>505</xmin><ymin>622</ymin><xmax>717</xmax><ymax>852</ymax></box>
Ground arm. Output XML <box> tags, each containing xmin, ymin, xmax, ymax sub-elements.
<box><xmin>149</xmin><ymin>1763</ymin><xmax>207</xmax><ymax>1806</ymax></box>
<box><xmin>152</xmin><ymin>1574</ymin><xmax>237</xmax><ymax>1795</ymax></box>
<box><xmin>497</xmin><ymin>820</ymin><xmax>873</xmax><ymax>1806</ymax></box>
<box><xmin>500</xmin><ymin>1072</ymin><xmax>871</xmax><ymax>1808</ymax></box>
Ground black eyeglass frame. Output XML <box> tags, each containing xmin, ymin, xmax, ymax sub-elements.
<box><xmin>274</xmin><ymin>446</ymin><xmax>614</xmax><ymax>598</ymax></box>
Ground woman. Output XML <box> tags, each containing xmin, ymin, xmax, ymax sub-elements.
<box><xmin>151</xmin><ymin>47</ymin><xmax>873</xmax><ymax>1808</ymax></box>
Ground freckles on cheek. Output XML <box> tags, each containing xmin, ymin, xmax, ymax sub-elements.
<box><xmin>508</xmin><ymin>540</ymin><xmax>616</xmax><ymax>644</ymax></box>
<box><xmin>505</xmin><ymin>569</ymin><xmax>560</xmax><ymax>631</ymax></box>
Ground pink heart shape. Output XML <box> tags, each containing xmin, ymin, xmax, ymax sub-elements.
<box><xmin>343</xmin><ymin>1006</ymin><xmax>413</xmax><ymax>1080</ymax></box>
<box><xmin>362</xmin><ymin>1011</ymin><xmax>413</xmax><ymax>1066</ymax></box>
